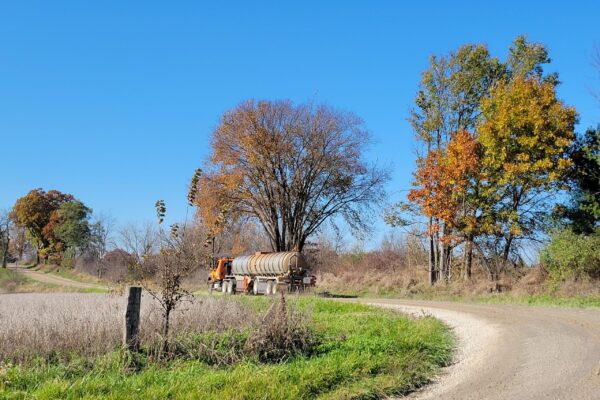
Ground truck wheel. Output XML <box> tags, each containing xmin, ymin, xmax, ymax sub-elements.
<box><xmin>221</xmin><ymin>281</ymin><xmax>228</xmax><ymax>293</ymax></box>
<box><xmin>265</xmin><ymin>281</ymin><xmax>273</xmax><ymax>296</ymax></box>
<box><xmin>253</xmin><ymin>279</ymin><xmax>259</xmax><ymax>295</ymax></box>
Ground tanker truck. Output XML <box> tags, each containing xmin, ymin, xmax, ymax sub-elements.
<box><xmin>207</xmin><ymin>251</ymin><xmax>316</xmax><ymax>295</ymax></box>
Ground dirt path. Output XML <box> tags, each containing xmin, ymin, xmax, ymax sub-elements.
<box><xmin>362</xmin><ymin>299</ymin><xmax>600</xmax><ymax>400</ymax></box>
<box><xmin>7</xmin><ymin>264</ymin><xmax>108</xmax><ymax>290</ymax></box>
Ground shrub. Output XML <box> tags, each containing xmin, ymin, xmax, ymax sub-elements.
<box><xmin>541</xmin><ymin>228</ymin><xmax>600</xmax><ymax>283</ymax></box>
<box><xmin>244</xmin><ymin>294</ymin><xmax>320</xmax><ymax>363</ymax></box>
<box><xmin>168</xmin><ymin>330</ymin><xmax>248</xmax><ymax>366</ymax></box>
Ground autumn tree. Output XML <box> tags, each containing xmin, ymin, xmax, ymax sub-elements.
<box><xmin>11</xmin><ymin>189</ymin><xmax>74</xmax><ymax>263</ymax></box>
<box><xmin>394</xmin><ymin>43</ymin><xmax>501</xmax><ymax>284</ymax></box>
<box><xmin>193</xmin><ymin>100</ymin><xmax>388</xmax><ymax>252</ymax></box>
<box><xmin>478</xmin><ymin>75</ymin><xmax>577</xmax><ymax>264</ymax></box>
<box><xmin>390</xmin><ymin>35</ymin><xmax>575</xmax><ymax>284</ymax></box>
<box><xmin>408</xmin><ymin>130</ymin><xmax>481</xmax><ymax>280</ymax></box>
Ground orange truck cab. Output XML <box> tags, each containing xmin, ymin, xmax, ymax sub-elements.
<box><xmin>208</xmin><ymin>258</ymin><xmax>233</xmax><ymax>288</ymax></box>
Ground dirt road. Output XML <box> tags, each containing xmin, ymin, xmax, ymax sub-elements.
<box><xmin>7</xmin><ymin>264</ymin><xmax>108</xmax><ymax>290</ymax></box>
<box><xmin>362</xmin><ymin>299</ymin><xmax>600</xmax><ymax>400</ymax></box>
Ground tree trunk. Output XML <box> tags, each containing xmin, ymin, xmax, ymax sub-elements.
<box><xmin>428</xmin><ymin>217</ymin><xmax>436</xmax><ymax>285</ymax></box>
<box><xmin>502</xmin><ymin>233</ymin><xmax>513</xmax><ymax>262</ymax></box>
<box><xmin>161</xmin><ymin>306</ymin><xmax>172</xmax><ymax>355</ymax></box>
<box><xmin>463</xmin><ymin>235</ymin><xmax>473</xmax><ymax>280</ymax></box>
<box><xmin>434</xmin><ymin>222</ymin><xmax>440</xmax><ymax>282</ymax></box>
<box><xmin>444</xmin><ymin>244</ymin><xmax>452</xmax><ymax>281</ymax></box>
<box><xmin>440</xmin><ymin>224</ymin><xmax>450</xmax><ymax>282</ymax></box>
<box><xmin>2</xmin><ymin>233</ymin><xmax>9</xmax><ymax>268</ymax></box>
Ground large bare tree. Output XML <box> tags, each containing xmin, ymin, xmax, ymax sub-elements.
<box><xmin>193</xmin><ymin>100</ymin><xmax>388</xmax><ymax>252</ymax></box>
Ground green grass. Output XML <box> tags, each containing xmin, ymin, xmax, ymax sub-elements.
<box><xmin>471</xmin><ymin>293</ymin><xmax>600</xmax><ymax>308</ymax></box>
<box><xmin>0</xmin><ymin>267</ymin><xmax>109</xmax><ymax>294</ymax></box>
<box><xmin>0</xmin><ymin>268</ymin><xmax>52</xmax><ymax>293</ymax></box>
<box><xmin>0</xmin><ymin>297</ymin><xmax>454</xmax><ymax>400</ymax></box>
<box><xmin>32</xmin><ymin>264</ymin><xmax>105</xmax><ymax>285</ymax></box>
<box><xmin>0</xmin><ymin>268</ymin><xmax>25</xmax><ymax>292</ymax></box>
<box><xmin>318</xmin><ymin>286</ymin><xmax>600</xmax><ymax>309</ymax></box>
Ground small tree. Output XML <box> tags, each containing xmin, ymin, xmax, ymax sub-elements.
<box><xmin>136</xmin><ymin>200</ymin><xmax>199</xmax><ymax>355</ymax></box>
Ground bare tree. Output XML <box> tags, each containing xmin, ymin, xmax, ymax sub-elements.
<box><xmin>90</xmin><ymin>212</ymin><xmax>116</xmax><ymax>259</ymax></box>
<box><xmin>0</xmin><ymin>210</ymin><xmax>11</xmax><ymax>268</ymax></box>
<box><xmin>118</xmin><ymin>222</ymin><xmax>159</xmax><ymax>266</ymax></box>
<box><xmin>10</xmin><ymin>225</ymin><xmax>28</xmax><ymax>261</ymax></box>
<box><xmin>193</xmin><ymin>100</ymin><xmax>388</xmax><ymax>252</ymax></box>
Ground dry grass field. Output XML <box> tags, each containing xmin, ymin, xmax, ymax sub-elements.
<box><xmin>0</xmin><ymin>293</ymin><xmax>254</xmax><ymax>363</ymax></box>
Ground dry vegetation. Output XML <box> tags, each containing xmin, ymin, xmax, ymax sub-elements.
<box><xmin>0</xmin><ymin>294</ymin><xmax>250</xmax><ymax>364</ymax></box>
<box><xmin>310</xmin><ymin>235</ymin><xmax>600</xmax><ymax>305</ymax></box>
<box><xmin>0</xmin><ymin>292</ymin><xmax>319</xmax><ymax>366</ymax></box>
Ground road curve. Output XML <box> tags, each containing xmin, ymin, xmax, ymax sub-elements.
<box><xmin>360</xmin><ymin>299</ymin><xmax>600</xmax><ymax>400</ymax></box>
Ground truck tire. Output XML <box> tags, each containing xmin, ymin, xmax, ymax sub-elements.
<box><xmin>221</xmin><ymin>281</ymin><xmax>228</xmax><ymax>293</ymax></box>
<box><xmin>253</xmin><ymin>278</ymin><xmax>259</xmax><ymax>295</ymax></box>
<box><xmin>265</xmin><ymin>281</ymin><xmax>273</xmax><ymax>296</ymax></box>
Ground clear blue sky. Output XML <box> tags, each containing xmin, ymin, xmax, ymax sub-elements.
<box><xmin>1</xmin><ymin>1</ymin><xmax>599</xmax><ymax>246</ymax></box>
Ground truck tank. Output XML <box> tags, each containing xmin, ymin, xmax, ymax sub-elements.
<box><xmin>231</xmin><ymin>251</ymin><xmax>308</xmax><ymax>277</ymax></box>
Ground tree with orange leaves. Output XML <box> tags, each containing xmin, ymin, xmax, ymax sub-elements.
<box><xmin>191</xmin><ymin>100</ymin><xmax>388</xmax><ymax>253</ymax></box>
<box><xmin>11</xmin><ymin>189</ymin><xmax>74</xmax><ymax>263</ymax></box>
<box><xmin>409</xmin><ymin>130</ymin><xmax>481</xmax><ymax>280</ymax></box>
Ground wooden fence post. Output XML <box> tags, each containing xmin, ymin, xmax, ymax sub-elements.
<box><xmin>123</xmin><ymin>286</ymin><xmax>142</xmax><ymax>352</ymax></box>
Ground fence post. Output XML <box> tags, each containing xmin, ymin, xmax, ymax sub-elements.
<box><xmin>123</xmin><ymin>286</ymin><xmax>142</xmax><ymax>352</ymax></box>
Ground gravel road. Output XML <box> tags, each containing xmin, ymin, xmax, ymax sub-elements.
<box><xmin>8</xmin><ymin>265</ymin><xmax>108</xmax><ymax>290</ymax></box>
<box><xmin>362</xmin><ymin>299</ymin><xmax>600</xmax><ymax>400</ymax></box>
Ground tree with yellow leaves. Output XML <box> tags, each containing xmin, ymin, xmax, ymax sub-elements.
<box><xmin>478</xmin><ymin>75</ymin><xmax>577</xmax><ymax>263</ymax></box>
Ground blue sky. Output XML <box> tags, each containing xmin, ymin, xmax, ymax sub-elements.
<box><xmin>1</xmin><ymin>1</ymin><xmax>599</xmax><ymax>246</ymax></box>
